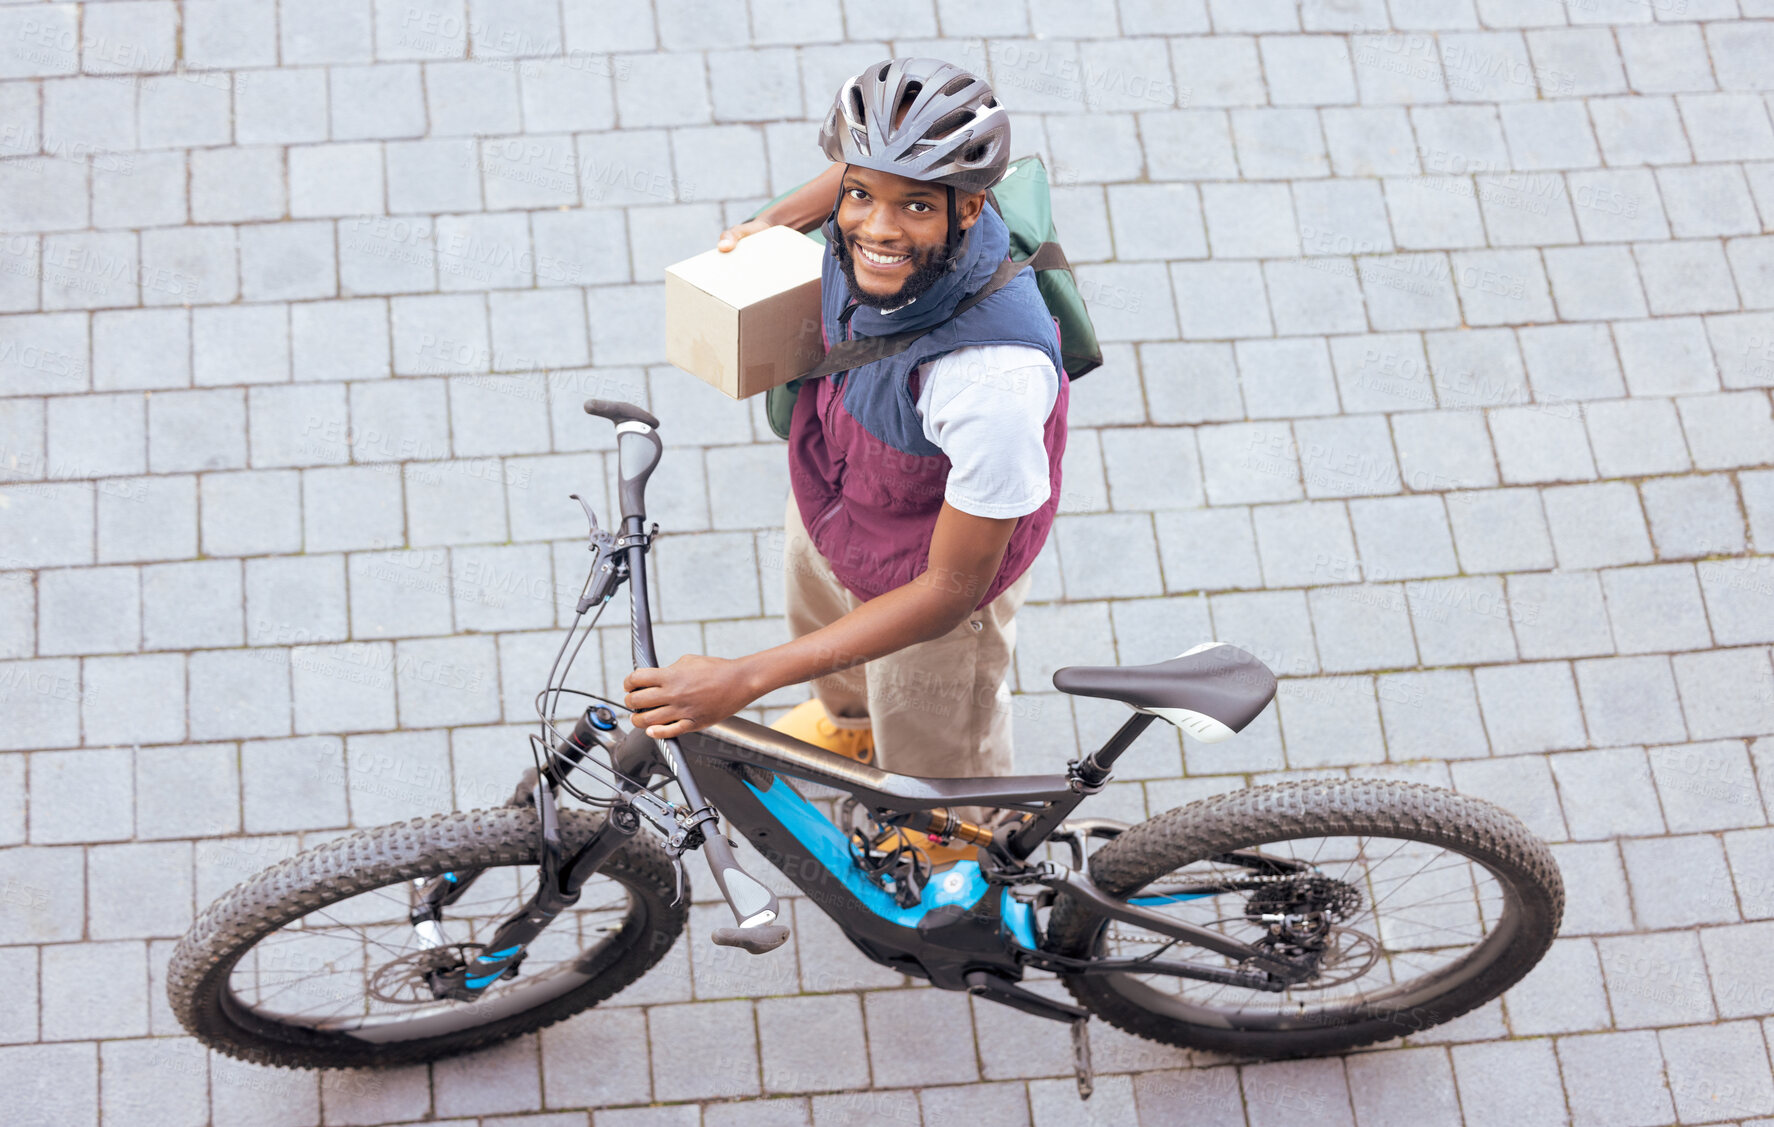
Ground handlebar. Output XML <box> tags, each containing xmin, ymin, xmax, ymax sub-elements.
<box><xmin>579</xmin><ymin>398</ymin><xmax>788</xmax><ymax>954</ymax></box>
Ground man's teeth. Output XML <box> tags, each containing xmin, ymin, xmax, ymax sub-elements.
<box><xmin>859</xmin><ymin>246</ymin><xmax>908</xmax><ymax>266</ymax></box>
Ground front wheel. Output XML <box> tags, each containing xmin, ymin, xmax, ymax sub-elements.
<box><xmin>168</xmin><ymin>806</ymin><xmax>688</xmax><ymax>1069</ymax></box>
<box><xmin>1046</xmin><ymin>779</ymin><xmax>1563</xmax><ymax>1059</ymax></box>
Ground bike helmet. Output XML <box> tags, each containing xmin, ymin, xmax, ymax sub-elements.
<box><xmin>818</xmin><ymin>57</ymin><xmax>1012</xmax><ymax>270</ymax></box>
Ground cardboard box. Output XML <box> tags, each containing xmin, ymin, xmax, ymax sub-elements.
<box><xmin>665</xmin><ymin>225</ymin><xmax>827</xmax><ymax>400</ymax></box>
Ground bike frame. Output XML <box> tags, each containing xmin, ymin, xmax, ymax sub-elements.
<box><xmin>433</xmin><ymin>403</ymin><xmax>1308</xmax><ymax>1018</ymax></box>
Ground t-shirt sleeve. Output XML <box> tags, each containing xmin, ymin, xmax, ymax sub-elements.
<box><xmin>917</xmin><ymin>344</ymin><xmax>1060</xmax><ymax>519</ymax></box>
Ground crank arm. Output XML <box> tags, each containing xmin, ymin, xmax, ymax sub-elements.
<box><xmin>1042</xmin><ymin>868</ymin><xmax>1314</xmax><ymax>983</ymax></box>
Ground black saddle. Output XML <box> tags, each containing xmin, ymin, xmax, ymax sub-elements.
<box><xmin>1052</xmin><ymin>643</ymin><xmax>1276</xmax><ymax>742</ymax></box>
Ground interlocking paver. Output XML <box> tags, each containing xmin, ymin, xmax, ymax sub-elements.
<box><xmin>3</xmin><ymin>8</ymin><xmax>1770</xmax><ymax>1124</ymax></box>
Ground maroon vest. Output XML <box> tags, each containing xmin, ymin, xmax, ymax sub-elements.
<box><xmin>787</xmin><ymin>343</ymin><xmax>1069</xmax><ymax>613</ymax></box>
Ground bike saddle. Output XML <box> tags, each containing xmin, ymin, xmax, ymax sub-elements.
<box><xmin>1052</xmin><ymin>642</ymin><xmax>1275</xmax><ymax>743</ymax></box>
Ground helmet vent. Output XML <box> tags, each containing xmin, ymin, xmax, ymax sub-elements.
<box><xmin>941</xmin><ymin>76</ymin><xmax>973</xmax><ymax>98</ymax></box>
<box><xmin>929</xmin><ymin>109</ymin><xmax>973</xmax><ymax>139</ymax></box>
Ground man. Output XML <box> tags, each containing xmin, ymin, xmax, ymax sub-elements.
<box><xmin>622</xmin><ymin>58</ymin><xmax>1066</xmax><ymax>865</ymax></box>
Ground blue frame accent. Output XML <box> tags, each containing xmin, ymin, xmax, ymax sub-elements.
<box><xmin>1001</xmin><ymin>890</ymin><xmax>1038</xmax><ymax>949</ymax></box>
<box><xmin>1127</xmin><ymin>892</ymin><xmax>1217</xmax><ymax>907</ymax></box>
<box><xmin>743</xmin><ymin>775</ymin><xmax>992</xmax><ymax>928</ymax></box>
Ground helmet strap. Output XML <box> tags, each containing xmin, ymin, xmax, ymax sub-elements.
<box><xmin>944</xmin><ymin>184</ymin><xmax>960</xmax><ymax>272</ymax></box>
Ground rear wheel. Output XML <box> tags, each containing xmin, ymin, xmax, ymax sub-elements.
<box><xmin>168</xmin><ymin>806</ymin><xmax>687</xmax><ymax>1068</ymax></box>
<box><xmin>1046</xmin><ymin>779</ymin><xmax>1562</xmax><ymax>1058</ymax></box>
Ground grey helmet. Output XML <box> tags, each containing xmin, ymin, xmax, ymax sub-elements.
<box><xmin>817</xmin><ymin>58</ymin><xmax>1011</xmax><ymax>271</ymax></box>
<box><xmin>818</xmin><ymin>57</ymin><xmax>1011</xmax><ymax>194</ymax></box>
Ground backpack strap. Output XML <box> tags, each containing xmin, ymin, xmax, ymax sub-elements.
<box><xmin>804</xmin><ymin>255</ymin><xmax>1026</xmax><ymax>380</ymax></box>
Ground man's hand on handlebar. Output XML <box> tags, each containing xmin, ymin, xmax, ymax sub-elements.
<box><xmin>623</xmin><ymin>654</ymin><xmax>760</xmax><ymax>739</ymax></box>
<box><xmin>716</xmin><ymin>218</ymin><xmax>771</xmax><ymax>253</ymax></box>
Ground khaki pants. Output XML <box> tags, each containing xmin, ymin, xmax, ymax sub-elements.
<box><xmin>780</xmin><ymin>495</ymin><xmax>1032</xmax><ymax>819</ymax></box>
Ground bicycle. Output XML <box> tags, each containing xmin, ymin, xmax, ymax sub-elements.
<box><xmin>169</xmin><ymin>399</ymin><xmax>1564</xmax><ymax>1097</ymax></box>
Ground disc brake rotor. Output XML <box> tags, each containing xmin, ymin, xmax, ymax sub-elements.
<box><xmin>366</xmin><ymin>943</ymin><xmax>485</xmax><ymax>1005</ymax></box>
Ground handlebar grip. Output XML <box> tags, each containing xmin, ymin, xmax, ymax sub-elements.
<box><xmin>711</xmin><ymin>924</ymin><xmax>790</xmax><ymax>954</ymax></box>
<box><xmin>584</xmin><ymin>399</ymin><xmax>660</xmax><ymax>429</ymax></box>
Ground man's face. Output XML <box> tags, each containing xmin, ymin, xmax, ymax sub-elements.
<box><xmin>833</xmin><ymin>166</ymin><xmax>981</xmax><ymax>311</ymax></box>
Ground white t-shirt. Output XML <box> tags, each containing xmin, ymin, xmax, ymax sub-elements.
<box><xmin>912</xmin><ymin>343</ymin><xmax>1060</xmax><ymax>519</ymax></box>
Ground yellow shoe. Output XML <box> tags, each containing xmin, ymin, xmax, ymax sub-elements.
<box><xmin>769</xmin><ymin>698</ymin><xmax>876</xmax><ymax>765</ymax></box>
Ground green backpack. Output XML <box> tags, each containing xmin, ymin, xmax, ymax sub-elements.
<box><xmin>746</xmin><ymin>154</ymin><xmax>1103</xmax><ymax>441</ymax></box>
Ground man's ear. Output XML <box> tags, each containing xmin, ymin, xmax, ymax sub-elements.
<box><xmin>956</xmin><ymin>189</ymin><xmax>987</xmax><ymax>230</ymax></box>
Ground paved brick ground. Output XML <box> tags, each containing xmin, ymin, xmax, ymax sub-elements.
<box><xmin>3</xmin><ymin>1</ymin><xmax>1774</xmax><ymax>1125</ymax></box>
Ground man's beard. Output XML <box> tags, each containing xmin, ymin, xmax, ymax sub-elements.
<box><xmin>833</xmin><ymin>230</ymin><xmax>950</xmax><ymax>312</ymax></box>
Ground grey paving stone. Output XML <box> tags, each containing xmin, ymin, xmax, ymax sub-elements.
<box><xmin>1550</xmin><ymin>840</ymin><xmax>1635</xmax><ymax>936</ymax></box>
<box><xmin>1251</xmin><ymin>500</ymin><xmax>1358</xmax><ymax>590</ymax></box>
<box><xmin>1557</xmin><ymin>1030</ymin><xmax>1675</xmax><ymax>1127</ymax></box>
<box><xmin>1616</xmin><ymin>23</ymin><xmax>1715</xmax><ymax>93</ymax></box>
<box><xmin>1450</xmin><ymin>247</ymin><xmax>1558</xmax><ymax>327</ymax></box>
<box><xmin>141</xmin><ymin>559</ymin><xmax>243</xmax><ymax>652</ymax></box>
<box><xmin>1725</xmin><ymin>826</ymin><xmax>1774</xmax><ymax>919</ymax></box>
<box><xmin>1321</xmin><ymin>106</ymin><xmax>1419</xmax><ymax>177</ymax></box>
<box><xmin>93</xmin><ymin>309</ymin><xmax>191</xmax><ymax>392</ymax></box>
<box><xmin>1384</xmin><ymin>177</ymin><xmax>1487</xmax><ymax>250</ymax></box>
<box><xmin>1103</xmin><ymin>183</ymin><xmax>1206</xmax><ymax>261</ymax></box>
<box><xmin>46</xmin><ymin>393</ymin><xmax>144</xmax><ymax>480</ymax></box>
<box><xmin>288</xmin><ymin>142</ymin><xmax>384</xmax><ymax>220</ymax></box>
<box><xmin>1698</xmin><ymin>556</ymin><xmax>1774</xmax><ymax>647</ymax></box>
<box><xmin>1509</xmin><ymin>939</ymin><xmax>1612</xmax><ymax>1039</ymax></box>
<box><xmin>188</xmin><ymin>647</ymin><xmax>291</xmax><ymax>740</ymax></box>
<box><xmin>89</xmin><ymin>840</ymin><xmax>193</xmax><ymax>939</ymax></box>
<box><xmin>1679</xmin><ymin>392</ymin><xmax>1774</xmax><ymax>471</ymax></box>
<box><xmin>82</xmin><ymin>652</ymin><xmax>184</xmax><ymax>746</ymax></box>
<box><xmin>1490</xmin><ymin>405</ymin><xmax>1597</xmax><ymax>484</ymax></box>
<box><xmin>1449</xmin><ymin>1038</ymin><xmax>1569</xmax><ymax>1127</ymax></box>
<box><xmin>1510</xmin><ymin>570</ymin><xmax>1616</xmax><ymax>659</ymax></box>
<box><xmin>38</xmin><ymin>565</ymin><xmax>139</xmax><ymax>656</ymax></box>
<box><xmin>245</xmin><ymin>554</ymin><xmax>347</xmax><ymax>648</ymax></box>
<box><xmin>1165</xmin><ymin>34</ymin><xmax>1265</xmax><ymax>106</ymax></box>
<box><xmin>0</xmin><ymin>656</ymin><xmax>81</xmax><ymax>752</ymax></box>
<box><xmin>1520</xmin><ymin>323</ymin><xmax>1626</xmax><ymax>404</ymax></box>
<box><xmin>1600</xmin><ymin>564</ymin><xmax>1714</xmax><ymax>654</ymax></box>
<box><xmin>41</xmin><ymin>939</ymin><xmax>147</xmax><ymax>1039</ymax></box>
<box><xmin>330</xmin><ymin>62</ymin><xmax>426</xmax><ymax>141</ymax></box>
<box><xmin>1168</xmin><ymin>261</ymin><xmax>1272</xmax><ymax>341</ymax></box>
<box><xmin>649</xmin><ymin>999</ymin><xmax>759</xmax><ymax>1100</ymax></box>
<box><xmin>99</xmin><ymin>1037</ymin><xmax>210</xmax><ymax>1127</ymax></box>
<box><xmin>0</xmin><ymin>1042</ymin><xmax>96</xmax><ymax>1127</ymax></box>
<box><xmin>1660</xmin><ymin>164</ymin><xmax>1762</xmax><ymax>240</ymax></box>
<box><xmin>248</xmin><ymin>383</ymin><xmax>349</xmax><ymax>469</ymax></box>
<box><xmin>140</xmin><ymin>224</ymin><xmax>238</xmax><ymax>308</ymax></box>
<box><xmin>0</xmin><ymin>574</ymin><xmax>33</xmax><ymax>661</ymax></box>
<box><xmin>1583</xmin><ymin>398</ymin><xmax>1692</xmax><ymax>478</ymax></box>
<box><xmin>1708</xmin><ymin>310</ymin><xmax>1774</xmax><ymax>388</ymax></box>
<box><xmin>1673</xmin><ymin>647</ymin><xmax>1774</xmax><ymax>739</ymax></box>
<box><xmin>1727</xmin><ymin>237</ymin><xmax>1774</xmax><ymax>312</ymax></box>
<box><xmin>1344</xmin><ymin>1047</ymin><xmax>1462</xmax><ymax>1127</ymax></box>
<box><xmin>1638</xmin><ymin>241</ymin><xmax>1743</xmax><ymax>317</ymax></box>
<box><xmin>147</xmin><ymin>388</ymin><xmax>246</xmax><ymax>473</ymax></box>
<box><xmin>916</xmin><ymin>1082</ymin><xmax>1027</xmax><ymax>1127</ymax></box>
<box><xmin>1679</xmin><ymin>92</ymin><xmax>1774</xmax><ymax>162</ymax></box>
<box><xmin>1327</xmin><ymin>333</ymin><xmax>1432</xmax><ymax>416</ymax></box>
<box><xmin>1310</xmin><ymin>578</ymin><xmax>1417</xmax><ymax>670</ymax></box>
<box><xmin>1642</xmin><ymin>473</ymin><xmax>1745</xmax><ymax>560</ymax></box>
<box><xmin>96</xmin><ymin>474</ymin><xmax>198</xmax><ymax>565</ymax></box>
<box><xmin>1624</xmin><ymin>833</ymin><xmax>1741</xmax><ymax>929</ymax></box>
<box><xmin>201</xmin><ymin>470</ymin><xmax>302</xmax><ymax>558</ymax></box>
<box><xmin>193</xmin><ymin>303</ymin><xmax>291</xmax><ymax>386</ymax></box>
<box><xmin>1452</xmin><ymin>753</ymin><xmax>1570</xmax><ymax>841</ymax></box>
<box><xmin>1409</xmin><ymin>576</ymin><xmax>1520</xmax><ymax>665</ymax></box>
<box><xmin>1423</xmin><ymin>326</ymin><xmax>1525</xmax><ymax>412</ymax></box>
<box><xmin>1265</xmin><ymin>259</ymin><xmax>1369</xmax><ymax>336</ymax></box>
<box><xmin>239</xmin><ymin>734</ymin><xmax>346</xmax><ymax>833</ymax></box>
<box><xmin>1660</xmin><ymin>1021</ymin><xmax>1774</xmax><ymax>1123</ymax></box>
<box><xmin>1392</xmin><ymin>414</ymin><xmax>1500</xmax><ymax>499</ymax></box>
<box><xmin>1274</xmin><ymin>675</ymin><xmax>1385</xmax><ymax>767</ymax></box>
<box><xmin>1152</xmin><ymin>507</ymin><xmax>1265</xmax><ymax>593</ymax></box>
<box><xmin>539</xmin><ymin>1008</ymin><xmax>651</xmax><ymax>1108</ymax></box>
<box><xmin>135</xmin><ymin>742</ymin><xmax>240</xmax><ymax>840</ymax></box>
<box><xmin>1552</xmin><ymin>745</ymin><xmax>1668</xmax><ymax>838</ymax></box>
<box><xmin>756</xmin><ymin>994</ymin><xmax>869</xmax><ymax>1094</ymax></box>
<box><xmin>1377</xmin><ymin>669</ymin><xmax>1490</xmax><ymax>760</ymax></box>
<box><xmin>1541</xmin><ymin>482</ymin><xmax>1654</xmax><ymax>571</ymax></box>
<box><xmin>28</xmin><ymin>746</ymin><xmax>131</xmax><ymax>846</ymax></box>
<box><xmin>1589</xmin><ymin>94</ymin><xmax>1692</xmax><ymax>167</ymax></box>
<box><xmin>1648</xmin><ymin>740</ymin><xmax>1765</xmax><ymax>833</ymax></box>
<box><xmin>1348</xmin><ymin>495</ymin><xmax>1458</xmax><ymax>580</ymax></box>
<box><xmin>1544</xmin><ymin>244</ymin><xmax>1650</xmax><ymax>321</ymax></box>
<box><xmin>1230</xmin><ymin>107</ymin><xmax>1330</xmax><ymax>179</ymax></box>
<box><xmin>1700</xmin><ymin>920</ymin><xmax>1774</xmax><ymax>1020</ymax></box>
<box><xmin>1613</xmin><ymin>317</ymin><xmax>1721</xmax><ymax>397</ymax></box>
<box><xmin>1747</xmin><ymin>471</ymin><xmax>1774</xmax><ymax>555</ymax></box>
<box><xmin>1601</xmin><ymin>930</ymin><xmax>1718</xmax><ymax>1033</ymax></box>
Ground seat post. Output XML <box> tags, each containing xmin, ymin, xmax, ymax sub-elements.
<box><xmin>1004</xmin><ymin>711</ymin><xmax>1157</xmax><ymax>861</ymax></box>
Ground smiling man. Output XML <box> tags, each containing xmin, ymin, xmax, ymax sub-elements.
<box><xmin>623</xmin><ymin>58</ymin><xmax>1067</xmax><ymax>863</ymax></box>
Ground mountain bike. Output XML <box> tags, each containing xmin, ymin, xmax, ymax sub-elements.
<box><xmin>168</xmin><ymin>399</ymin><xmax>1564</xmax><ymax>1096</ymax></box>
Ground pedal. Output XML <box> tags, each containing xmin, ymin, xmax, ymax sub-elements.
<box><xmin>710</xmin><ymin>924</ymin><xmax>790</xmax><ymax>954</ymax></box>
<box><xmin>1072</xmin><ymin>1017</ymin><xmax>1094</xmax><ymax>1101</ymax></box>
